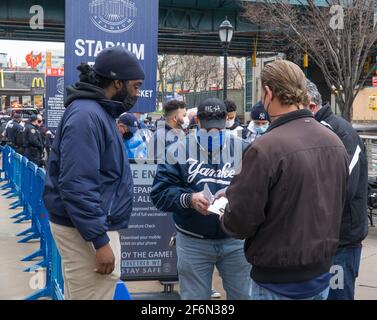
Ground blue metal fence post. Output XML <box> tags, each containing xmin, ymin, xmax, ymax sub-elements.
<box><xmin>18</xmin><ymin>162</ymin><xmax>40</xmax><ymax>243</ymax></box>
<box><xmin>12</xmin><ymin>157</ymin><xmax>29</xmax><ymax>221</ymax></box>
<box><xmin>0</xmin><ymin>145</ymin><xmax>5</xmax><ymax>180</ymax></box>
<box><xmin>1</xmin><ymin>147</ymin><xmax>13</xmax><ymax>189</ymax></box>
<box><xmin>113</xmin><ymin>281</ymin><xmax>132</xmax><ymax>300</ymax></box>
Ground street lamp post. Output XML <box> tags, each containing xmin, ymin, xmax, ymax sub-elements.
<box><xmin>219</xmin><ymin>17</ymin><xmax>234</xmax><ymax>101</ymax></box>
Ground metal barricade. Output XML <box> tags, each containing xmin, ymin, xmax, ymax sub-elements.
<box><xmin>0</xmin><ymin>147</ymin><xmax>134</xmax><ymax>300</ymax></box>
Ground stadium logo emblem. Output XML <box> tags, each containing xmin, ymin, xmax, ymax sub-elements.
<box><xmin>89</xmin><ymin>0</ymin><xmax>137</xmax><ymax>33</ymax></box>
<box><xmin>57</xmin><ymin>77</ymin><xmax>65</xmax><ymax>95</ymax></box>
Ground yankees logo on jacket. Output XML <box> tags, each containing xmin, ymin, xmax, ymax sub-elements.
<box><xmin>151</xmin><ymin>131</ymin><xmax>248</xmax><ymax>239</ymax></box>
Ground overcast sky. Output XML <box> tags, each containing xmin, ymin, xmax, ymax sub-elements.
<box><xmin>0</xmin><ymin>40</ymin><xmax>64</xmax><ymax>65</ymax></box>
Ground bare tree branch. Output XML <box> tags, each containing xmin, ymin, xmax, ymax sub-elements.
<box><xmin>242</xmin><ymin>0</ymin><xmax>377</xmax><ymax>121</ymax></box>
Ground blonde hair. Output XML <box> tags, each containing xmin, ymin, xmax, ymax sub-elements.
<box><xmin>261</xmin><ymin>60</ymin><xmax>309</xmax><ymax>107</ymax></box>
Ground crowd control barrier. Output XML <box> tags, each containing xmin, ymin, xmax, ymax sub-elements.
<box><xmin>0</xmin><ymin>146</ymin><xmax>64</xmax><ymax>300</ymax></box>
<box><xmin>0</xmin><ymin>146</ymin><xmax>133</xmax><ymax>300</ymax></box>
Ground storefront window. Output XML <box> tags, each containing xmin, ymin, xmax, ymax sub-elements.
<box><xmin>10</xmin><ymin>96</ymin><xmax>20</xmax><ymax>108</ymax></box>
<box><xmin>22</xmin><ymin>96</ymin><xmax>32</xmax><ymax>106</ymax></box>
<box><xmin>34</xmin><ymin>95</ymin><xmax>43</xmax><ymax>109</ymax></box>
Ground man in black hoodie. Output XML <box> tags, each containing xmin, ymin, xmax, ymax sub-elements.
<box><xmin>43</xmin><ymin>46</ymin><xmax>144</xmax><ymax>300</ymax></box>
<box><xmin>306</xmin><ymin>80</ymin><xmax>368</xmax><ymax>300</ymax></box>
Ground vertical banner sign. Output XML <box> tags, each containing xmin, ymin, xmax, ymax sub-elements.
<box><xmin>65</xmin><ymin>0</ymin><xmax>158</xmax><ymax>113</ymax></box>
<box><xmin>120</xmin><ymin>164</ymin><xmax>178</xmax><ymax>281</ymax></box>
<box><xmin>45</xmin><ymin>67</ymin><xmax>65</xmax><ymax>131</ymax></box>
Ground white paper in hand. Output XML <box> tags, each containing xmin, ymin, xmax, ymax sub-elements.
<box><xmin>202</xmin><ymin>184</ymin><xmax>228</xmax><ymax>215</ymax></box>
<box><xmin>203</xmin><ymin>183</ymin><xmax>215</xmax><ymax>204</ymax></box>
<box><xmin>208</xmin><ymin>197</ymin><xmax>228</xmax><ymax>216</ymax></box>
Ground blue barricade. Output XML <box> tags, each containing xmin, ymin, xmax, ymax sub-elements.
<box><xmin>3</xmin><ymin>148</ymin><xmax>16</xmax><ymax>198</ymax></box>
<box><xmin>8</xmin><ymin>153</ymin><xmax>23</xmax><ymax>209</ymax></box>
<box><xmin>0</xmin><ymin>145</ymin><xmax>5</xmax><ymax>180</ymax></box>
<box><xmin>23</xmin><ymin>168</ymin><xmax>48</xmax><ymax>271</ymax></box>
<box><xmin>0</xmin><ymin>146</ymin><xmax>129</xmax><ymax>300</ymax></box>
<box><xmin>25</xmin><ymin>168</ymin><xmax>60</xmax><ymax>300</ymax></box>
<box><xmin>12</xmin><ymin>157</ymin><xmax>32</xmax><ymax>225</ymax></box>
<box><xmin>51</xmin><ymin>234</ymin><xmax>64</xmax><ymax>300</ymax></box>
<box><xmin>0</xmin><ymin>146</ymin><xmax>13</xmax><ymax>190</ymax></box>
<box><xmin>0</xmin><ymin>146</ymin><xmax>64</xmax><ymax>300</ymax></box>
<box><xmin>17</xmin><ymin>162</ymin><xmax>39</xmax><ymax>242</ymax></box>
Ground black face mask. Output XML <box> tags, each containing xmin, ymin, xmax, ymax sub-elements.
<box><xmin>123</xmin><ymin>132</ymin><xmax>133</xmax><ymax>140</ymax></box>
<box><xmin>112</xmin><ymin>82</ymin><xmax>139</xmax><ymax>112</ymax></box>
<box><xmin>123</xmin><ymin>95</ymin><xmax>139</xmax><ymax>112</ymax></box>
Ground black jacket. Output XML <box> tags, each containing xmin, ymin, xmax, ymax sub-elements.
<box><xmin>5</xmin><ymin>120</ymin><xmax>23</xmax><ymax>146</ymax></box>
<box><xmin>23</xmin><ymin>122</ymin><xmax>44</xmax><ymax>165</ymax></box>
<box><xmin>221</xmin><ymin>110</ymin><xmax>349</xmax><ymax>283</ymax></box>
<box><xmin>315</xmin><ymin>104</ymin><xmax>369</xmax><ymax>247</ymax></box>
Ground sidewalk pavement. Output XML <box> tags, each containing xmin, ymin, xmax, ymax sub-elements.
<box><xmin>0</xmin><ymin>181</ymin><xmax>45</xmax><ymax>299</ymax></box>
<box><xmin>356</xmin><ymin>225</ymin><xmax>377</xmax><ymax>299</ymax></box>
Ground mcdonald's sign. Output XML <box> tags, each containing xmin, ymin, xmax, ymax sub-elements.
<box><xmin>32</xmin><ymin>77</ymin><xmax>45</xmax><ymax>88</ymax></box>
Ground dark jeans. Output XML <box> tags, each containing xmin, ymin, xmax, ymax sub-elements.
<box><xmin>328</xmin><ymin>244</ymin><xmax>362</xmax><ymax>300</ymax></box>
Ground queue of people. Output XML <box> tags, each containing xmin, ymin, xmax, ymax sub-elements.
<box><xmin>38</xmin><ymin>46</ymin><xmax>367</xmax><ymax>301</ymax></box>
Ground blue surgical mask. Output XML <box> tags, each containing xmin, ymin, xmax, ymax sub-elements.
<box><xmin>196</xmin><ymin>128</ymin><xmax>225</xmax><ymax>153</ymax></box>
<box><xmin>140</xmin><ymin>114</ymin><xmax>147</xmax><ymax>122</ymax></box>
<box><xmin>255</xmin><ymin>124</ymin><xmax>269</xmax><ymax>135</ymax></box>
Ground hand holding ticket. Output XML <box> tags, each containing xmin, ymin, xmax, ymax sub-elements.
<box><xmin>203</xmin><ymin>184</ymin><xmax>228</xmax><ymax>215</ymax></box>
<box><xmin>208</xmin><ymin>196</ymin><xmax>228</xmax><ymax>216</ymax></box>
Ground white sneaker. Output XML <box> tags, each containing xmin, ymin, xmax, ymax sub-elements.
<box><xmin>211</xmin><ymin>288</ymin><xmax>221</xmax><ymax>298</ymax></box>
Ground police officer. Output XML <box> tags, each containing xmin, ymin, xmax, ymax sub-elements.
<box><xmin>36</xmin><ymin>114</ymin><xmax>47</xmax><ymax>159</ymax></box>
<box><xmin>23</xmin><ymin>114</ymin><xmax>44</xmax><ymax>166</ymax></box>
<box><xmin>5</xmin><ymin>114</ymin><xmax>24</xmax><ymax>153</ymax></box>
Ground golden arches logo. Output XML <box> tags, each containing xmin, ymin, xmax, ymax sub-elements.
<box><xmin>32</xmin><ymin>77</ymin><xmax>44</xmax><ymax>88</ymax></box>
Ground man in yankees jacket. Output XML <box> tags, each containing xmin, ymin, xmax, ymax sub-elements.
<box><xmin>151</xmin><ymin>97</ymin><xmax>251</xmax><ymax>300</ymax></box>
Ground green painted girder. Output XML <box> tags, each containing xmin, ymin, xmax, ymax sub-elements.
<box><xmin>158</xmin><ymin>32</ymin><xmax>287</xmax><ymax>56</ymax></box>
<box><xmin>0</xmin><ymin>0</ymin><xmax>330</xmax><ymax>56</ymax></box>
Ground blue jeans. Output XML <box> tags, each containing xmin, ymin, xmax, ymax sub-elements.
<box><xmin>176</xmin><ymin>232</ymin><xmax>251</xmax><ymax>300</ymax></box>
<box><xmin>327</xmin><ymin>244</ymin><xmax>362</xmax><ymax>300</ymax></box>
<box><xmin>251</xmin><ymin>280</ymin><xmax>330</xmax><ymax>300</ymax></box>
